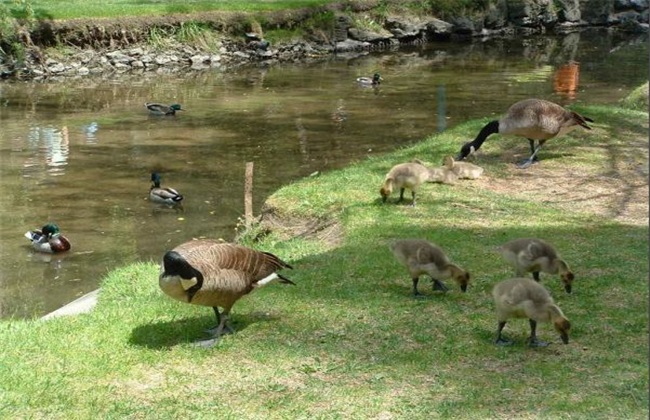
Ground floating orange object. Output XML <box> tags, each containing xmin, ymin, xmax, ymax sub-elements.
<box><xmin>554</xmin><ymin>62</ymin><xmax>580</xmax><ymax>99</ymax></box>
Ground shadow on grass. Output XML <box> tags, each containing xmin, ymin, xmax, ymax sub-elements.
<box><xmin>128</xmin><ymin>310</ymin><xmax>279</xmax><ymax>349</ymax></box>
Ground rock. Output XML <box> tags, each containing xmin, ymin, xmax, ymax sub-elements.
<box><xmin>348</xmin><ymin>27</ymin><xmax>393</xmax><ymax>43</ymax></box>
<box><xmin>154</xmin><ymin>55</ymin><xmax>172</xmax><ymax>65</ymax></box>
<box><xmin>335</xmin><ymin>39</ymin><xmax>371</xmax><ymax>52</ymax></box>
<box><xmin>508</xmin><ymin>0</ymin><xmax>558</xmax><ymax>26</ymax></box>
<box><xmin>131</xmin><ymin>60</ymin><xmax>144</xmax><ymax>68</ymax></box>
<box><xmin>77</xmin><ymin>67</ymin><xmax>89</xmax><ymax>75</ymax></box>
<box><xmin>190</xmin><ymin>55</ymin><xmax>210</xmax><ymax>65</ymax></box>
<box><xmin>128</xmin><ymin>47</ymin><xmax>144</xmax><ymax>56</ymax></box>
<box><xmin>424</xmin><ymin>19</ymin><xmax>453</xmax><ymax>40</ymax></box>
<box><xmin>49</xmin><ymin>63</ymin><xmax>65</xmax><ymax>73</ymax></box>
<box><xmin>556</xmin><ymin>0</ymin><xmax>582</xmax><ymax>22</ymax></box>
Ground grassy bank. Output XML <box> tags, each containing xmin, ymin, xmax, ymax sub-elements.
<box><xmin>0</xmin><ymin>104</ymin><xmax>647</xmax><ymax>418</ymax></box>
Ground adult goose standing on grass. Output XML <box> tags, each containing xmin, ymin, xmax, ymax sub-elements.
<box><xmin>145</xmin><ymin>102</ymin><xmax>183</xmax><ymax>116</ymax></box>
<box><xmin>389</xmin><ymin>239</ymin><xmax>470</xmax><ymax>296</ymax></box>
<box><xmin>456</xmin><ymin>98</ymin><xmax>594</xmax><ymax>168</ymax></box>
<box><xmin>492</xmin><ymin>277</ymin><xmax>571</xmax><ymax>347</ymax></box>
<box><xmin>149</xmin><ymin>172</ymin><xmax>183</xmax><ymax>206</ymax></box>
<box><xmin>498</xmin><ymin>238</ymin><xmax>575</xmax><ymax>293</ymax></box>
<box><xmin>24</xmin><ymin>223</ymin><xmax>71</xmax><ymax>254</ymax></box>
<box><xmin>357</xmin><ymin>73</ymin><xmax>383</xmax><ymax>87</ymax></box>
<box><xmin>159</xmin><ymin>239</ymin><xmax>295</xmax><ymax>347</ymax></box>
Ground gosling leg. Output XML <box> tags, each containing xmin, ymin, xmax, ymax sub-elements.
<box><xmin>432</xmin><ymin>278</ymin><xmax>449</xmax><ymax>292</ymax></box>
<box><xmin>412</xmin><ymin>277</ymin><xmax>424</xmax><ymax>298</ymax></box>
<box><xmin>526</xmin><ymin>319</ymin><xmax>549</xmax><ymax>347</ymax></box>
<box><xmin>495</xmin><ymin>321</ymin><xmax>513</xmax><ymax>346</ymax></box>
<box><xmin>398</xmin><ymin>188</ymin><xmax>405</xmax><ymax>203</ymax></box>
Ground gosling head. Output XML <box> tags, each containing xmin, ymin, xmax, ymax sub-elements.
<box><xmin>561</xmin><ymin>271</ymin><xmax>575</xmax><ymax>293</ymax></box>
<box><xmin>379</xmin><ymin>186</ymin><xmax>390</xmax><ymax>203</ymax></box>
<box><xmin>453</xmin><ymin>270</ymin><xmax>470</xmax><ymax>293</ymax></box>
<box><xmin>553</xmin><ymin>318</ymin><xmax>571</xmax><ymax>344</ymax></box>
<box><xmin>456</xmin><ymin>143</ymin><xmax>475</xmax><ymax>161</ymax></box>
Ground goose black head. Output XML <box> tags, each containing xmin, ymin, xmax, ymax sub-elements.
<box><xmin>162</xmin><ymin>250</ymin><xmax>204</xmax><ymax>302</ymax></box>
<box><xmin>456</xmin><ymin>143</ymin><xmax>475</xmax><ymax>161</ymax></box>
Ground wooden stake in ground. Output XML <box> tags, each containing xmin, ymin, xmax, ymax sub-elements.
<box><xmin>244</xmin><ymin>161</ymin><xmax>254</xmax><ymax>227</ymax></box>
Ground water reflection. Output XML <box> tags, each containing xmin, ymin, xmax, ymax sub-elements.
<box><xmin>0</xmin><ymin>30</ymin><xmax>647</xmax><ymax>319</ymax></box>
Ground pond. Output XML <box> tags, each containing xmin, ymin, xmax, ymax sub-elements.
<box><xmin>0</xmin><ymin>29</ymin><xmax>647</xmax><ymax>319</ymax></box>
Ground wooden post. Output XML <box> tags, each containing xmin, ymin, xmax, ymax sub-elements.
<box><xmin>244</xmin><ymin>162</ymin><xmax>254</xmax><ymax>227</ymax></box>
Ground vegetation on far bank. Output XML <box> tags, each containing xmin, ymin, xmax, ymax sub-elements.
<box><xmin>0</xmin><ymin>102</ymin><xmax>647</xmax><ymax>418</ymax></box>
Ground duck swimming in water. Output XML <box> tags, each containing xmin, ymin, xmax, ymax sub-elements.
<box><xmin>145</xmin><ymin>102</ymin><xmax>183</xmax><ymax>116</ymax></box>
<box><xmin>25</xmin><ymin>223</ymin><xmax>71</xmax><ymax>253</ymax></box>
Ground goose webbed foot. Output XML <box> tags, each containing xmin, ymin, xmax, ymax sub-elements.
<box><xmin>516</xmin><ymin>157</ymin><xmax>539</xmax><ymax>169</ymax></box>
<box><xmin>527</xmin><ymin>336</ymin><xmax>549</xmax><ymax>347</ymax></box>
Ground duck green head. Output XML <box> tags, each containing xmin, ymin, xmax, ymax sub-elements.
<box><xmin>170</xmin><ymin>104</ymin><xmax>183</xmax><ymax>111</ymax></box>
<box><xmin>151</xmin><ymin>172</ymin><xmax>162</xmax><ymax>187</ymax></box>
<box><xmin>373</xmin><ymin>73</ymin><xmax>382</xmax><ymax>83</ymax></box>
<box><xmin>41</xmin><ymin>223</ymin><xmax>61</xmax><ymax>237</ymax></box>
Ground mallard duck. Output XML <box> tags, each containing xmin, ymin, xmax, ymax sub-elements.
<box><xmin>456</xmin><ymin>98</ymin><xmax>593</xmax><ymax>168</ymax></box>
<box><xmin>357</xmin><ymin>73</ymin><xmax>382</xmax><ymax>87</ymax></box>
<box><xmin>159</xmin><ymin>239</ymin><xmax>295</xmax><ymax>347</ymax></box>
<box><xmin>145</xmin><ymin>102</ymin><xmax>183</xmax><ymax>116</ymax></box>
<box><xmin>492</xmin><ymin>277</ymin><xmax>571</xmax><ymax>347</ymax></box>
<box><xmin>24</xmin><ymin>223</ymin><xmax>71</xmax><ymax>253</ymax></box>
<box><xmin>149</xmin><ymin>172</ymin><xmax>183</xmax><ymax>206</ymax></box>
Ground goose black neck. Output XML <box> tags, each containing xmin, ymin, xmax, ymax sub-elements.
<box><xmin>163</xmin><ymin>250</ymin><xmax>204</xmax><ymax>302</ymax></box>
<box><xmin>470</xmin><ymin>120</ymin><xmax>499</xmax><ymax>150</ymax></box>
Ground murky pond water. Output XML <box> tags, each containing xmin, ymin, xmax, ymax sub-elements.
<box><xmin>0</xmin><ymin>29</ymin><xmax>647</xmax><ymax>319</ymax></box>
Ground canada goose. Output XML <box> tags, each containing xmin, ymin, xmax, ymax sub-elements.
<box><xmin>492</xmin><ymin>277</ymin><xmax>571</xmax><ymax>347</ymax></box>
<box><xmin>357</xmin><ymin>73</ymin><xmax>382</xmax><ymax>87</ymax></box>
<box><xmin>159</xmin><ymin>239</ymin><xmax>295</xmax><ymax>347</ymax></box>
<box><xmin>498</xmin><ymin>238</ymin><xmax>574</xmax><ymax>293</ymax></box>
<box><xmin>443</xmin><ymin>155</ymin><xmax>484</xmax><ymax>179</ymax></box>
<box><xmin>145</xmin><ymin>102</ymin><xmax>183</xmax><ymax>116</ymax></box>
<box><xmin>389</xmin><ymin>239</ymin><xmax>470</xmax><ymax>296</ymax></box>
<box><xmin>149</xmin><ymin>172</ymin><xmax>183</xmax><ymax>206</ymax></box>
<box><xmin>24</xmin><ymin>223</ymin><xmax>71</xmax><ymax>253</ymax></box>
<box><xmin>456</xmin><ymin>98</ymin><xmax>594</xmax><ymax>168</ymax></box>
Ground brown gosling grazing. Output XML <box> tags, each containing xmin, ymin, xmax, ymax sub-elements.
<box><xmin>456</xmin><ymin>98</ymin><xmax>594</xmax><ymax>168</ymax></box>
<box><xmin>380</xmin><ymin>162</ymin><xmax>432</xmax><ymax>206</ymax></box>
<box><xmin>443</xmin><ymin>155</ymin><xmax>484</xmax><ymax>179</ymax></box>
<box><xmin>389</xmin><ymin>238</ymin><xmax>470</xmax><ymax>296</ymax></box>
<box><xmin>492</xmin><ymin>277</ymin><xmax>571</xmax><ymax>347</ymax></box>
<box><xmin>159</xmin><ymin>239</ymin><xmax>294</xmax><ymax>347</ymax></box>
<box><xmin>498</xmin><ymin>238</ymin><xmax>575</xmax><ymax>293</ymax></box>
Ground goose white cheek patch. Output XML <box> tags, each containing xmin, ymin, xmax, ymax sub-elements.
<box><xmin>255</xmin><ymin>273</ymin><xmax>279</xmax><ymax>288</ymax></box>
<box><xmin>180</xmin><ymin>277</ymin><xmax>198</xmax><ymax>291</ymax></box>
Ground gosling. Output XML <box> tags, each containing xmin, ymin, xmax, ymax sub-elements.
<box><xmin>443</xmin><ymin>155</ymin><xmax>484</xmax><ymax>179</ymax></box>
<box><xmin>498</xmin><ymin>238</ymin><xmax>574</xmax><ymax>293</ymax></box>
<box><xmin>493</xmin><ymin>277</ymin><xmax>571</xmax><ymax>347</ymax></box>
<box><xmin>389</xmin><ymin>238</ymin><xmax>470</xmax><ymax>296</ymax></box>
<box><xmin>380</xmin><ymin>162</ymin><xmax>432</xmax><ymax>206</ymax></box>
<box><xmin>159</xmin><ymin>239</ymin><xmax>294</xmax><ymax>347</ymax></box>
<box><xmin>410</xmin><ymin>159</ymin><xmax>458</xmax><ymax>184</ymax></box>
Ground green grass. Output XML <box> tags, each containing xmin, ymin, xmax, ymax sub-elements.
<box><xmin>0</xmin><ymin>104</ymin><xmax>647</xmax><ymax>418</ymax></box>
<box><xmin>2</xmin><ymin>0</ymin><xmax>338</xmax><ymax>20</ymax></box>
